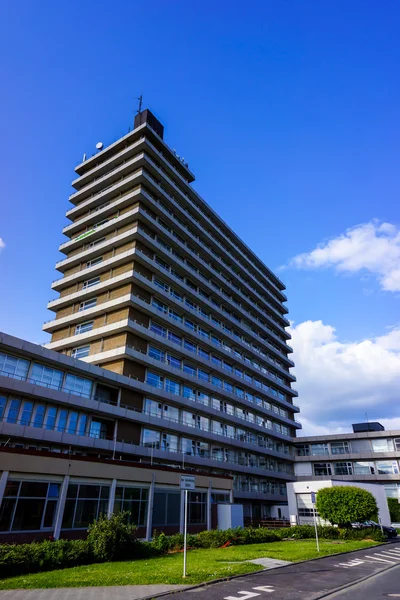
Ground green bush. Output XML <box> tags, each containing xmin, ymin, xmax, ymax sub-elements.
<box><xmin>0</xmin><ymin>539</ymin><xmax>92</xmax><ymax>579</ymax></box>
<box><xmin>388</xmin><ymin>498</ymin><xmax>400</xmax><ymax>522</ymax></box>
<box><xmin>315</xmin><ymin>486</ymin><xmax>378</xmax><ymax>527</ymax></box>
<box><xmin>87</xmin><ymin>512</ymin><xmax>141</xmax><ymax>561</ymax></box>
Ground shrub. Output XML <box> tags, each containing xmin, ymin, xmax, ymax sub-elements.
<box><xmin>388</xmin><ymin>498</ymin><xmax>400</xmax><ymax>522</ymax></box>
<box><xmin>87</xmin><ymin>512</ymin><xmax>141</xmax><ymax>561</ymax></box>
<box><xmin>0</xmin><ymin>539</ymin><xmax>92</xmax><ymax>579</ymax></box>
<box><xmin>316</xmin><ymin>486</ymin><xmax>378</xmax><ymax>527</ymax></box>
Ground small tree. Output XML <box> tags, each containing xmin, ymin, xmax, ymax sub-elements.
<box><xmin>388</xmin><ymin>498</ymin><xmax>400</xmax><ymax>522</ymax></box>
<box><xmin>87</xmin><ymin>512</ymin><xmax>140</xmax><ymax>561</ymax></box>
<box><xmin>315</xmin><ymin>486</ymin><xmax>378</xmax><ymax>527</ymax></box>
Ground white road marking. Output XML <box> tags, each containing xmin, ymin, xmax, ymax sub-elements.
<box><xmin>252</xmin><ymin>587</ymin><xmax>275</xmax><ymax>593</ymax></box>
<box><xmin>224</xmin><ymin>592</ymin><xmax>261</xmax><ymax>600</ymax></box>
<box><xmin>364</xmin><ymin>554</ymin><xmax>396</xmax><ymax>563</ymax></box>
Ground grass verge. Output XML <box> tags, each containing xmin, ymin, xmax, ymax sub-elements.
<box><xmin>0</xmin><ymin>539</ymin><xmax>379</xmax><ymax>589</ymax></box>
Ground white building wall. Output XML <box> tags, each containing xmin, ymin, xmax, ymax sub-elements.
<box><xmin>287</xmin><ymin>479</ymin><xmax>391</xmax><ymax>526</ymax></box>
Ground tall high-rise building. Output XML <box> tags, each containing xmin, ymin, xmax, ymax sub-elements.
<box><xmin>41</xmin><ymin>108</ymin><xmax>300</xmax><ymax>518</ymax></box>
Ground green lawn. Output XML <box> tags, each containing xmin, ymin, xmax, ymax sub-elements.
<box><xmin>0</xmin><ymin>540</ymin><xmax>379</xmax><ymax>590</ymax></box>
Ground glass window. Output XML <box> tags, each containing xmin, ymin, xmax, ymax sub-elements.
<box><xmin>33</xmin><ymin>405</ymin><xmax>46</xmax><ymax>428</ymax></box>
<box><xmin>114</xmin><ymin>487</ymin><xmax>148</xmax><ymax>525</ymax></box>
<box><xmin>354</xmin><ymin>461</ymin><xmax>375</xmax><ymax>475</ymax></box>
<box><xmin>372</xmin><ymin>439</ymin><xmax>394</xmax><ymax>453</ymax></box>
<box><xmin>376</xmin><ymin>461</ymin><xmax>399</xmax><ymax>475</ymax></box>
<box><xmin>197</xmin><ymin>391</ymin><xmax>209</xmax><ymax>405</ymax></box>
<box><xmin>183</xmin><ymin>385</ymin><xmax>196</xmax><ymax>401</ymax></box>
<box><xmin>334</xmin><ymin>462</ymin><xmax>353</xmax><ymax>475</ymax></box>
<box><xmin>0</xmin><ymin>353</ymin><xmax>29</xmax><ymax>380</ymax></box>
<box><xmin>77</xmin><ymin>414</ymin><xmax>87</xmax><ymax>436</ymax></box>
<box><xmin>212</xmin><ymin>375</ymin><xmax>222</xmax><ymax>387</ymax></box>
<box><xmin>168</xmin><ymin>331</ymin><xmax>182</xmax><ymax>345</ymax></box>
<box><xmin>67</xmin><ymin>412</ymin><xmax>79</xmax><ymax>434</ymax></box>
<box><xmin>153</xmin><ymin>491</ymin><xmax>180</xmax><ymax>526</ymax></box>
<box><xmin>169</xmin><ymin>309</ymin><xmax>183</xmax><ymax>323</ymax></box>
<box><xmin>20</xmin><ymin>401</ymin><xmax>33</xmax><ymax>426</ymax></box>
<box><xmin>142</xmin><ymin>429</ymin><xmax>160</xmax><ymax>448</ymax></box>
<box><xmin>0</xmin><ymin>480</ymin><xmax>60</xmax><ymax>532</ymax></box>
<box><xmin>183</xmin><ymin>363</ymin><xmax>196</xmax><ymax>376</ymax></box>
<box><xmin>0</xmin><ymin>395</ymin><xmax>6</xmax><ymax>421</ymax></box>
<box><xmin>62</xmin><ymin>484</ymin><xmax>109</xmax><ymax>529</ymax></box>
<box><xmin>144</xmin><ymin>399</ymin><xmax>162</xmax><ymax>418</ymax></box>
<box><xmin>163</xmin><ymin>404</ymin><xmax>179</xmax><ymax>421</ymax></box>
<box><xmin>71</xmin><ymin>346</ymin><xmax>90</xmax><ymax>359</ymax></box>
<box><xmin>311</xmin><ymin>444</ymin><xmax>329</xmax><ymax>455</ymax></box>
<box><xmin>79</xmin><ymin>298</ymin><xmax>97</xmax><ymax>311</ymax></box>
<box><xmin>75</xmin><ymin>321</ymin><xmax>94</xmax><ymax>335</ymax></box>
<box><xmin>188</xmin><ymin>491</ymin><xmax>207</xmax><ymax>525</ymax></box>
<box><xmin>63</xmin><ymin>374</ymin><xmax>92</xmax><ymax>397</ymax></box>
<box><xmin>6</xmin><ymin>398</ymin><xmax>21</xmax><ymax>424</ymax></box>
<box><xmin>162</xmin><ymin>432</ymin><xmax>178</xmax><ymax>452</ymax></box>
<box><xmin>149</xmin><ymin>346</ymin><xmax>165</xmax><ymax>361</ymax></box>
<box><xmin>313</xmin><ymin>463</ymin><xmax>332</xmax><ymax>476</ymax></box>
<box><xmin>152</xmin><ymin>298</ymin><xmax>168</xmax><ymax>313</ymax></box>
<box><xmin>167</xmin><ymin>354</ymin><xmax>181</xmax><ymax>369</ymax></box>
<box><xmin>198</xmin><ymin>347</ymin><xmax>210</xmax><ymax>360</ymax></box>
<box><xmin>82</xmin><ymin>276</ymin><xmax>100</xmax><ymax>289</ymax></box>
<box><xmin>45</xmin><ymin>407</ymin><xmax>57</xmax><ymax>430</ymax></box>
<box><xmin>150</xmin><ymin>322</ymin><xmax>167</xmax><ymax>337</ymax></box>
<box><xmin>30</xmin><ymin>364</ymin><xmax>63</xmax><ymax>390</ymax></box>
<box><xmin>198</xmin><ymin>369</ymin><xmax>209</xmax><ymax>381</ymax></box>
<box><xmin>185</xmin><ymin>319</ymin><xmax>196</xmax><ymax>331</ymax></box>
<box><xmin>165</xmin><ymin>378</ymin><xmax>180</xmax><ymax>395</ymax></box>
<box><xmin>57</xmin><ymin>409</ymin><xmax>68</xmax><ymax>432</ymax></box>
<box><xmin>184</xmin><ymin>339</ymin><xmax>196</xmax><ymax>353</ymax></box>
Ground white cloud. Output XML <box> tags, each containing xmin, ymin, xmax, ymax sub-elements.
<box><xmin>0</xmin><ymin>238</ymin><xmax>5</xmax><ymax>250</ymax></box>
<box><xmin>289</xmin><ymin>220</ymin><xmax>400</xmax><ymax>291</ymax></box>
<box><xmin>290</xmin><ymin>320</ymin><xmax>400</xmax><ymax>436</ymax></box>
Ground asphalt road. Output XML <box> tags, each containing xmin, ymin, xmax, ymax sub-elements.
<box><xmin>169</xmin><ymin>543</ymin><xmax>400</xmax><ymax>600</ymax></box>
<box><xmin>324</xmin><ymin>562</ymin><xmax>400</xmax><ymax>599</ymax></box>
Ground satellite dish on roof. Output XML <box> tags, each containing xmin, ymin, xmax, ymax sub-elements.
<box><xmin>96</xmin><ymin>142</ymin><xmax>103</xmax><ymax>150</ymax></box>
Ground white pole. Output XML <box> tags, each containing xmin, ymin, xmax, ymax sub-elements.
<box><xmin>313</xmin><ymin>505</ymin><xmax>320</xmax><ymax>553</ymax></box>
<box><xmin>183</xmin><ymin>489</ymin><xmax>188</xmax><ymax>578</ymax></box>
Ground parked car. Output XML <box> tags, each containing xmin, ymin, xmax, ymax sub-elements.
<box><xmin>351</xmin><ymin>520</ymin><xmax>398</xmax><ymax>538</ymax></box>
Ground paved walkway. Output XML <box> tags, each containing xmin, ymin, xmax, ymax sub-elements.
<box><xmin>0</xmin><ymin>584</ymin><xmax>190</xmax><ymax>600</ymax></box>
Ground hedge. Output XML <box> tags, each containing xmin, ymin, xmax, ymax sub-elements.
<box><xmin>0</xmin><ymin>521</ymin><xmax>386</xmax><ymax>580</ymax></box>
<box><xmin>388</xmin><ymin>498</ymin><xmax>400</xmax><ymax>522</ymax></box>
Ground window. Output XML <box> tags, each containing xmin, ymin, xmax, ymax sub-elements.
<box><xmin>62</xmin><ymin>484</ymin><xmax>109</xmax><ymax>529</ymax></box>
<box><xmin>211</xmin><ymin>375</ymin><xmax>222</xmax><ymax>388</ymax></box>
<box><xmin>376</xmin><ymin>461</ymin><xmax>399</xmax><ymax>475</ymax></box>
<box><xmin>0</xmin><ymin>480</ymin><xmax>60</xmax><ymax>532</ymax></box>
<box><xmin>0</xmin><ymin>352</ymin><xmax>29</xmax><ymax>380</ymax></box>
<box><xmin>20</xmin><ymin>401</ymin><xmax>33</xmax><ymax>426</ymax></box>
<box><xmin>313</xmin><ymin>463</ymin><xmax>332</xmax><ymax>476</ymax></box>
<box><xmin>30</xmin><ymin>364</ymin><xmax>63</xmax><ymax>390</ymax></box>
<box><xmin>183</xmin><ymin>363</ymin><xmax>196</xmax><ymax>376</ymax></box>
<box><xmin>45</xmin><ymin>407</ymin><xmax>57</xmax><ymax>430</ymax></box>
<box><xmin>82</xmin><ymin>276</ymin><xmax>100</xmax><ymax>289</ymax></box>
<box><xmin>149</xmin><ymin>346</ymin><xmax>165</xmax><ymax>362</ymax></box>
<box><xmin>183</xmin><ymin>385</ymin><xmax>196</xmax><ymax>401</ymax></box>
<box><xmin>67</xmin><ymin>412</ymin><xmax>79</xmax><ymax>435</ymax></box>
<box><xmin>198</xmin><ymin>327</ymin><xmax>209</xmax><ymax>339</ymax></box>
<box><xmin>152</xmin><ymin>298</ymin><xmax>168</xmax><ymax>313</ymax></box>
<box><xmin>310</xmin><ymin>444</ymin><xmax>329</xmax><ymax>456</ymax></box>
<box><xmin>198</xmin><ymin>347</ymin><xmax>209</xmax><ymax>360</ymax></box>
<box><xmin>354</xmin><ymin>461</ymin><xmax>375</xmax><ymax>475</ymax></box>
<box><xmin>143</xmin><ymin>429</ymin><xmax>160</xmax><ymax>448</ymax></box>
<box><xmin>154</xmin><ymin>278</ymin><xmax>169</xmax><ymax>292</ymax></box>
<box><xmin>185</xmin><ymin>298</ymin><xmax>197</xmax><ymax>310</ymax></box>
<box><xmin>57</xmin><ymin>409</ymin><xmax>68</xmax><ymax>432</ymax></box>
<box><xmin>71</xmin><ymin>346</ymin><xmax>90</xmax><ymax>359</ymax></box>
<box><xmin>185</xmin><ymin>319</ymin><xmax>196</xmax><ymax>331</ymax></box>
<box><xmin>372</xmin><ymin>439</ymin><xmax>394</xmax><ymax>453</ymax></box>
<box><xmin>330</xmin><ymin>441</ymin><xmax>350</xmax><ymax>455</ymax></box>
<box><xmin>211</xmin><ymin>355</ymin><xmax>222</xmax><ymax>367</ymax></box>
<box><xmin>165</xmin><ymin>378</ymin><xmax>180</xmax><ymax>396</ymax></box>
<box><xmin>167</xmin><ymin>354</ymin><xmax>181</xmax><ymax>369</ymax></box>
<box><xmin>114</xmin><ymin>487</ymin><xmax>148</xmax><ymax>525</ymax></box>
<box><xmin>63</xmin><ymin>374</ymin><xmax>92</xmax><ymax>397</ymax></box>
<box><xmin>153</xmin><ymin>491</ymin><xmax>180</xmax><ymax>526</ymax></box>
<box><xmin>198</xmin><ymin>369</ymin><xmax>209</xmax><ymax>381</ymax></box>
<box><xmin>334</xmin><ymin>462</ymin><xmax>353</xmax><ymax>475</ymax></box>
<box><xmin>79</xmin><ymin>298</ymin><xmax>97</xmax><ymax>311</ymax></box>
<box><xmin>150</xmin><ymin>322</ymin><xmax>167</xmax><ymax>337</ymax></box>
<box><xmin>86</xmin><ymin>256</ymin><xmax>103</xmax><ymax>268</ymax></box>
<box><xmin>197</xmin><ymin>391</ymin><xmax>209</xmax><ymax>405</ymax></box>
<box><xmin>188</xmin><ymin>492</ymin><xmax>207</xmax><ymax>525</ymax></box>
<box><xmin>168</xmin><ymin>331</ymin><xmax>182</xmax><ymax>345</ymax></box>
<box><xmin>6</xmin><ymin>399</ymin><xmax>21</xmax><ymax>424</ymax></box>
<box><xmin>184</xmin><ymin>339</ymin><xmax>197</xmax><ymax>353</ymax></box>
<box><xmin>162</xmin><ymin>432</ymin><xmax>178</xmax><ymax>452</ymax></box>
<box><xmin>33</xmin><ymin>405</ymin><xmax>46</xmax><ymax>428</ymax></box>
<box><xmin>89</xmin><ymin>419</ymin><xmax>108</xmax><ymax>439</ymax></box>
<box><xmin>88</xmin><ymin>237</ymin><xmax>106</xmax><ymax>248</ymax></box>
<box><xmin>146</xmin><ymin>372</ymin><xmax>163</xmax><ymax>389</ymax></box>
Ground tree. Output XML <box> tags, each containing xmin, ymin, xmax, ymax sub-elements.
<box><xmin>315</xmin><ymin>486</ymin><xmax>378</xmax><ymax>527</ymax></box>
<box><xmin>387</xmin><ymin>498</ymin><xmax>400</xmax><ymax>522</ymax></box>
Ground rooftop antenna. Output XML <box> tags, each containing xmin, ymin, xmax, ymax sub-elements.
<box><xmin>136</xmin><ymin>94</ymin><xmax>143</xmax><ymax>115</ymax></box>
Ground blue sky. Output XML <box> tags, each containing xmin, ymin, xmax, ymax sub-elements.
<box><xmin>1</xmin><ymin>0</ymin><xmax>399</xmax><ymax>432</ymax></box>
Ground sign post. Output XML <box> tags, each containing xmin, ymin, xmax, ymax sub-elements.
<box><xmin>311</xmin><ymin>492</ymin><xmax>320</xmax><ymax>553</ymax></box>
<box><xmin>180</xmin><ymin>475</ymin><xmax>195</xmax><ymax>578</ymax></box>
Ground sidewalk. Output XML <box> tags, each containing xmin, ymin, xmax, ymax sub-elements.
<box><xmin>0</xmin><ymin>584</ymin><xmax>190</xmax><ymax>600</ymax></box>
